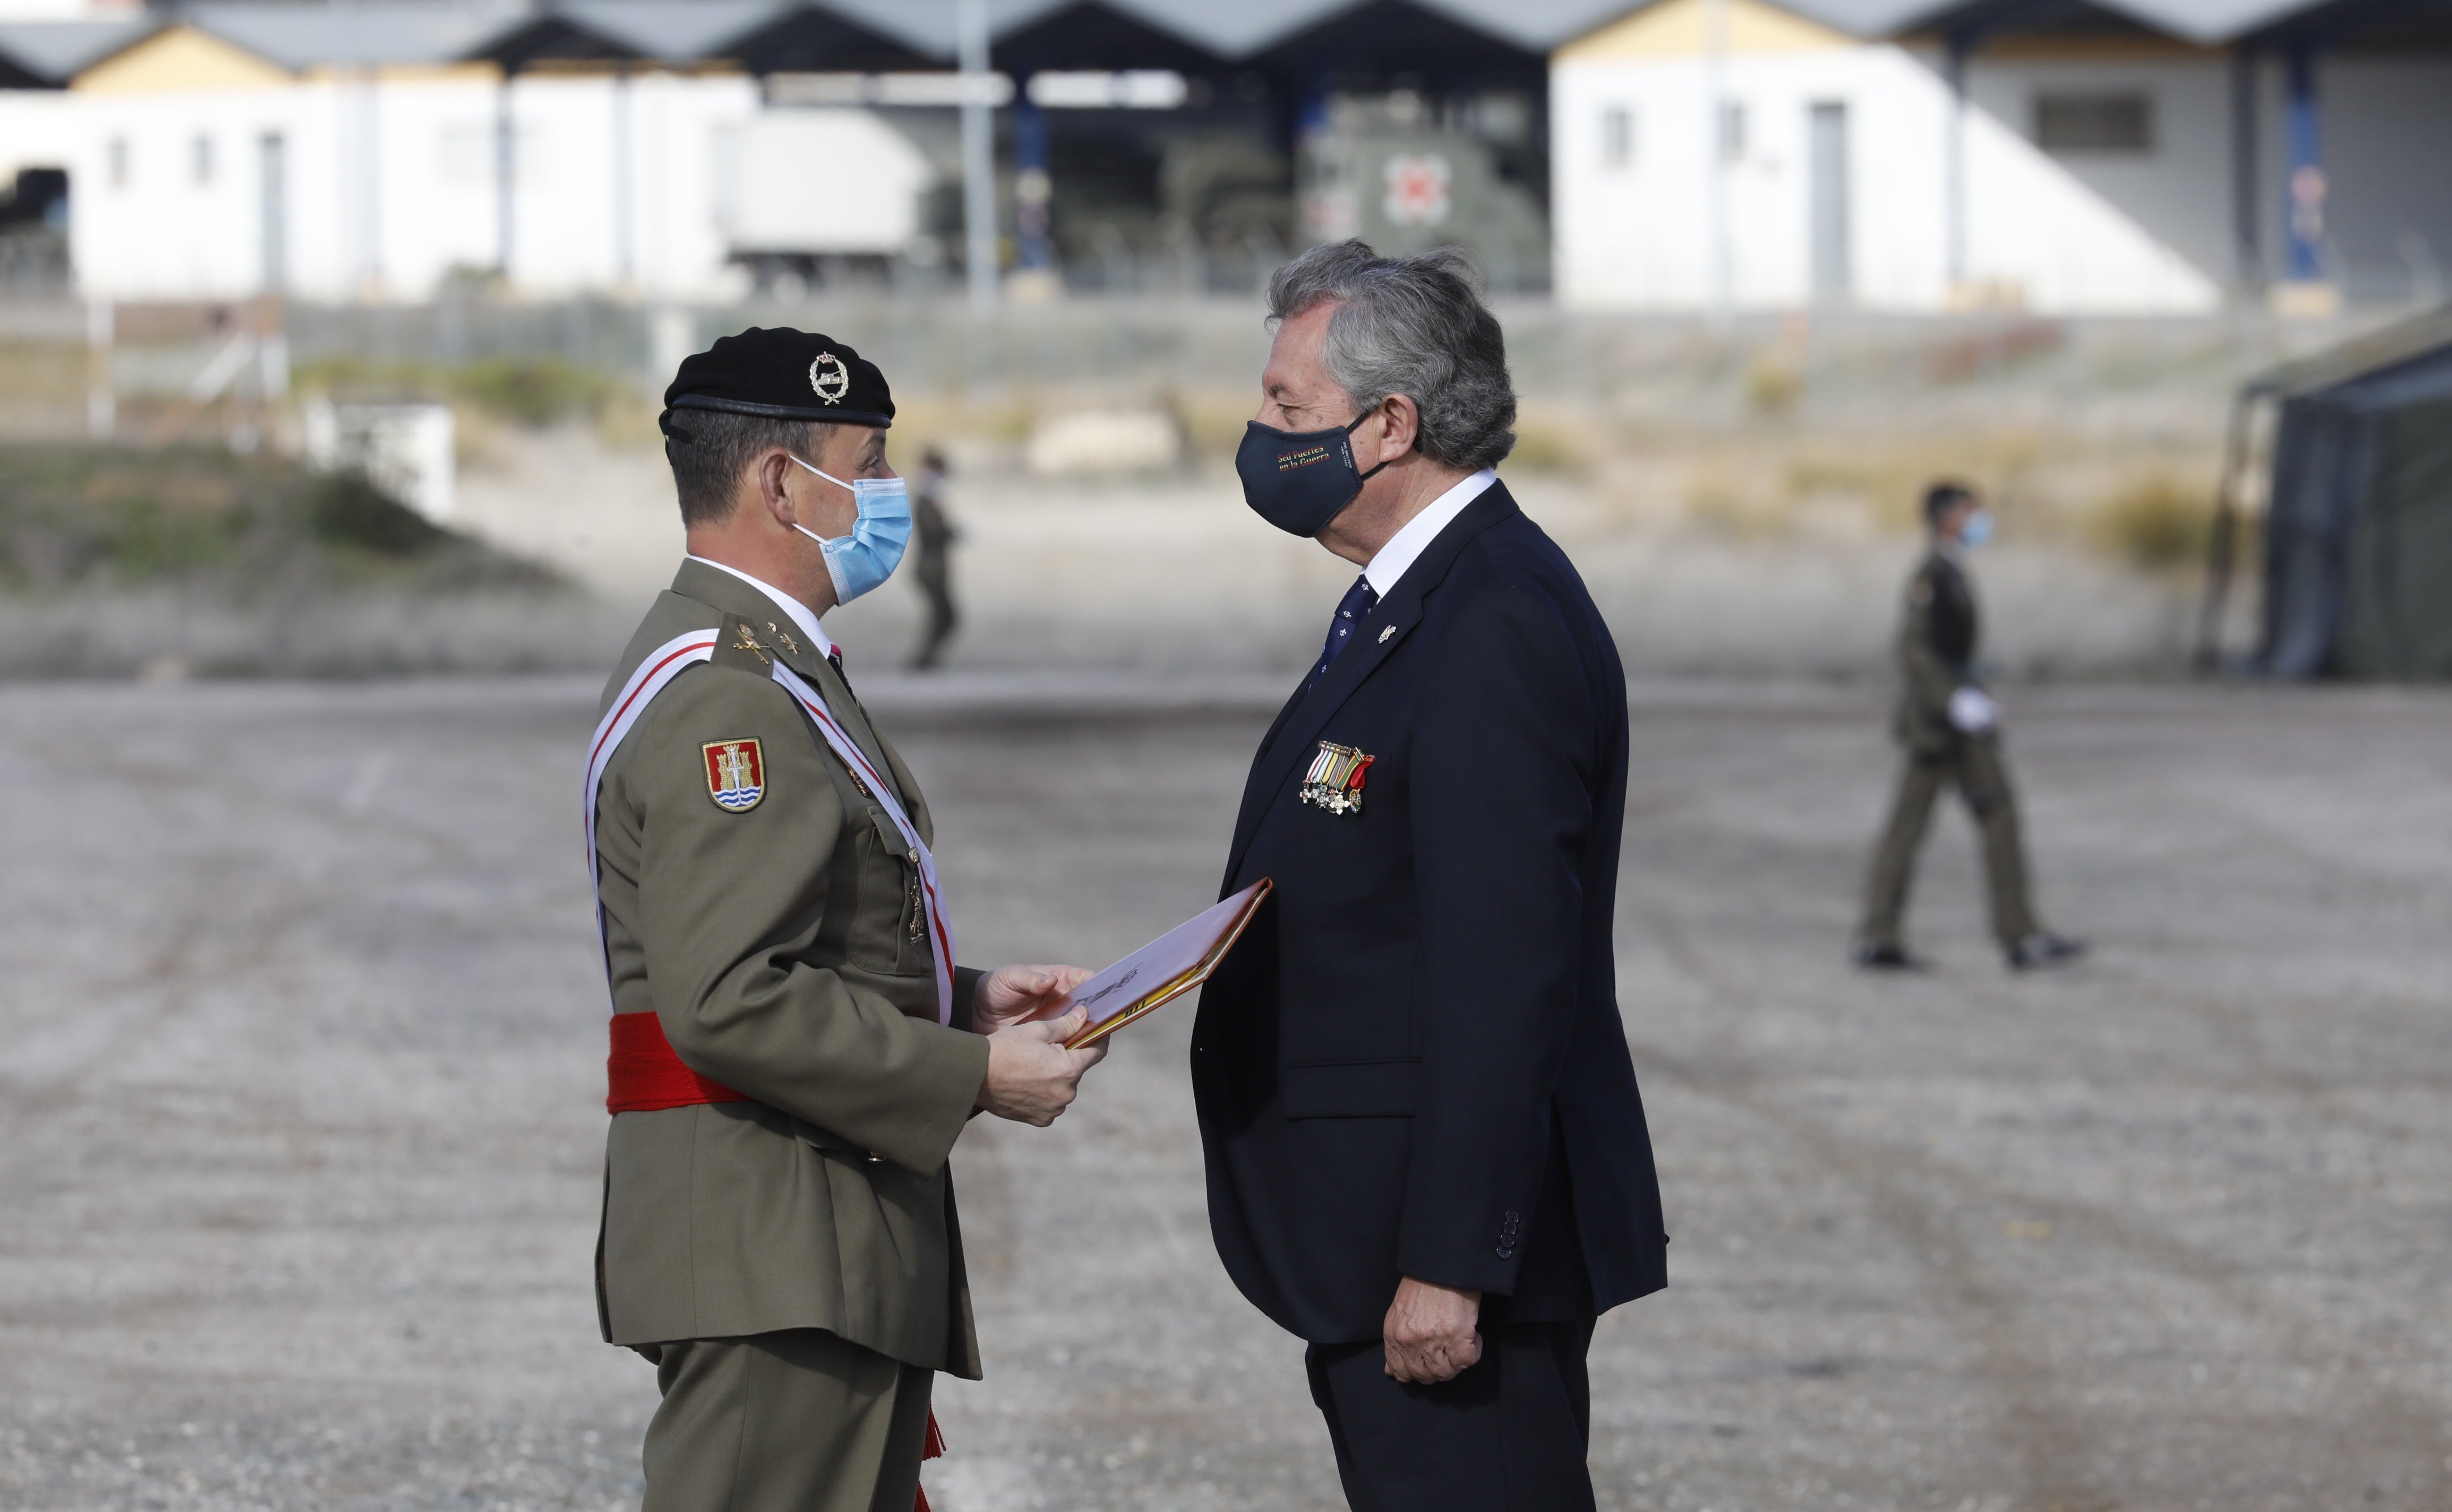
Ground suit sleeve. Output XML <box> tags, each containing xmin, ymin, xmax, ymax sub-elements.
<box><xmin>625</xmin><ymin>666</ymin><xmax>991</xmax><ymax>1176</ymax></box>
<box><xmin>1398</xmin><ymin>581</ymin><xmax>1597</xmax><ymax>1297</ymax></box>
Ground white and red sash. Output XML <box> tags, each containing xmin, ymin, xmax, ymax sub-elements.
<box><xmin>584</xmin><ymin>627</ymin><xmax>957</xmax><ymax>1027</ymax></box>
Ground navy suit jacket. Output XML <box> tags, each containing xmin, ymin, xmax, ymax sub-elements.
<box><xmin>1191</xmin><ymin>480</ymin><xmax>1668</xmax><ymax>1345</ymax></box>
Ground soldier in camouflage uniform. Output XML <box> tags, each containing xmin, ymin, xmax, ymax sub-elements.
<box><xmin>1855</xmin><ymin>482</ymin><xmax>2085</xmax><ymax>973</ymax></box>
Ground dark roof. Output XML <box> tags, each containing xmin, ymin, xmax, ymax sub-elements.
<box><xmin>0</xmin><ymin>18</ymin><xmax>155</xmax><ymax>85</ymax></box>
<box><xmin>0</xmin><ymin>0</ymin><xmax>2394</xmax><ymax>83</ymax></box>
<box><xmin>1888</xmin><ymin>0</ymin><xmax>2345</xmax><ymax>46</ymax></box>
<box><xmin>2248</xmin><ymin>305</ymin><xmax>2452</xmax><ymax>401</ymax></box>
<box><xmin>183</xmin><ymin>0</ymin><xmax>527</xmax><ymax>70</ymax></box>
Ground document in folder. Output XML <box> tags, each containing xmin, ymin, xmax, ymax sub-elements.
<box><xmin>1053</xmin><ymin>878</ymin><xmax>1272</xmax><ymax>1049</ymax></box>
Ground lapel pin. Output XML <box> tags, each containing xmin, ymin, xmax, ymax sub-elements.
<box><xmin>1378</xmin><ymin>625</ymin><xmax>1397</xmax><ymax>643</ymax></box>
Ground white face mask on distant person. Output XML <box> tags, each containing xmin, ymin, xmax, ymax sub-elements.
<box><xmin>786</xmin><ymin>454</ymin><xmax>911</xmax><ymax>603</ymax></box>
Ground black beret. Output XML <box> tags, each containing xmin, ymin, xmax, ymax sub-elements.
<box><xmin>661</xmin><ymin>327</ymin><xmax>894</xmax><ymax>435</ymax></box>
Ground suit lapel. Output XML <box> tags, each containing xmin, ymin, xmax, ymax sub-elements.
<box><xmin>1223</xmin><ymin>483</ymin><xmax>1518</xmax><ymax>883</ymax></box>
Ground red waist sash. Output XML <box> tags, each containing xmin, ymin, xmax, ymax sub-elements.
<box><xmin>604</xmin><ymin>1012</ymin><xmax>946</xmax><ymax>1507</ymax></box>
<box><xmin>607</xmin><ymin>1012</ymin><xmax>753</xmax><ymax>1114</ymax></box>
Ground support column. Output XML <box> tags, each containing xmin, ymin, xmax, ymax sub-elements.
<box><xmin>2230</xmin><ymin>46</ymin><xmax>2261</xmax><ymax>294</ymax></box>
<box><xmin>957</xmin><ymin>0</ymin><xmax>996</xmax><ymax>308</ymax></box>
<box><xmin>1944</xmin><ymin>30</ymin><xmax>1970</xmax><ymax>295</ymax></box>
<box><xmin>612</xmin><ymin>66</ymin><xmax>635</xmax><ymax>291</ymax></box>
<box><xmin>1014</xmin><ymin>97</ymin><xmax>1051</xmax><ymax>274</ymax></box>
<box><xmin>1705</xmin><ymin>0</ymin><xmax>1730</xmax><ymax>320</ymax></box>
<box><xmin>495</xmin><ymin>68</ymin><xmax>517</xmax><ymax>282</ymax></box>
<box><xmin>2282</xmin><ymin>45</ymin><xmax>2324</xmax><ymax>283</ymax></box>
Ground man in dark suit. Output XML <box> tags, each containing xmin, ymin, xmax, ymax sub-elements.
<box><xmin>1193</xmin><ymin>240</ymin><xmax>1667</xmax><ymax>1511</ymax></box>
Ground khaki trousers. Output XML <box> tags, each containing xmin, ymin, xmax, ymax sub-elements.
<box><xmin>1860</xmin><ymin>733</ymin><xmax>2039</xmax><ymax>949</ymax></box>
<box><xmin>639</xmin><ymin>1330</ymin><xmax>933</xmax><ymax>1512</ymax></box>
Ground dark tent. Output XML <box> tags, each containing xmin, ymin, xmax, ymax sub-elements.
<box><xmin>2213</xmin><ymin>309</ymin><xmax>2452</xmax><ymax>679</ymax></box>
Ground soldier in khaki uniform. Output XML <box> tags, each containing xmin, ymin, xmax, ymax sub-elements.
<box><xmin>1854</xmin><ymin>482</ymin><xmax>2085</xmax><ymax>973</ymax></box>
<box><xmin>586</xmin><ymin>329</ymin><xmax>1107</xmax><ymax>1512</ymax></box>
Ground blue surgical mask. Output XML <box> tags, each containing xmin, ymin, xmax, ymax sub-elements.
<box><xmin>1960</xmin><ymin>509</ymin><xmax>1995</xmax><ymax>548</ymax></box>
<box><xmin>788</xmin><ymin>454</ymin><xmax>911</xmax><ymax>603</ymax></box>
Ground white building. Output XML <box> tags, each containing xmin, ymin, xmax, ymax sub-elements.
<box><xmin>1551</xmin><ymin>0</ymin><xmax>2452</xmax><ymax>314</ymax></box>
<box><xmin>0</xmin><ymin>1</ymin><xmax>941</xmax><ymax>303</ymax></box>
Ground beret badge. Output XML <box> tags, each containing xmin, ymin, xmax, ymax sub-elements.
<box><xmin>809</xmin><ymin>352</ymin><xmax>850</xmax><ymax>405</ymax></box>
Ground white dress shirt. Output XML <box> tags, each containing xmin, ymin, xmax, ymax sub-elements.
<box><xmin>1362</xmin><ymin>467</ymin><xmax>1499</xmax><ymax>599</ymax></box>
<box><xmin>687</xmin><ymin>554</ymin><xmax>838</xmax><ymax>661</ymax></box>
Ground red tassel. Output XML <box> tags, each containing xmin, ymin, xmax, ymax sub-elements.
<box><xmin>914</xmin><ymin>1410</ymin><xmax>946</xmax><ymax>1512</ymax></box>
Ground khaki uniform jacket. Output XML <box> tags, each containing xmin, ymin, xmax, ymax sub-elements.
<box><xmin>1892</xmin><ymin>547</ymin><xmax>1980</xmax><ymax>758</ymax></box>
<box><xmin>591</xmin><ymin>560</ymin><xmax>993</xmax><ymax>1378</ymax></box>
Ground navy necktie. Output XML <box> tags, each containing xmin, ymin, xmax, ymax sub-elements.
<box><xmin>1308</xmin><ymin>575</ymin><xmax>1378</xmax><ymax>693</ymax></box>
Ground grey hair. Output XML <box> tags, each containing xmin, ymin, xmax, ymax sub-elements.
<box><xmin>665</xmin><ymin>409</ymin><xmax>833</xmax><ymax>527</ymax></box>
<box><xmin>1266</xmin><ymin>240</ymin><xmax>1516</xmax><ymax>473</ymax></box>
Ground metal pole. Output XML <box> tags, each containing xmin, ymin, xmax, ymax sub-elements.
<box><xmin>496</xmin><ymin>67</ymin><xmax>516</xmax><ymax>281</ymax></box>
<box><xmin>613</xmin><ymin>65</ymin><xmax>635</xmax><ymax>291</ymax></box>
<box><xmin>85</xmin><ymin>297</ymin><xmax>114</xmax><ymax>439</ymax></box>
<box><xmin>1944</xmin><ymin>32</ymin><xmax>1968</xmax><ymax>295</ymax></box>
<box><xmin>2230</xmin><ymin>46</ymin><xmax>2261</xmax><ymax>297</ymax></box>
<box><xmin>2194</xmin><ymin>391</ymin><xmax>2254</xmax><ymax>671</ymax></box>
<box><xmin>1705</xmin><ymin>0</ymin><xmax>1729</xmax><ymax>322</ymax></box>
<box><xmin>2282</xmin><ymin>46</ymin><xmax>2324</xmax><ymax>284</ymax></box>
<box><xmin>958</xmin><ymin>0</ymin><xmax>996</xmax><ymax>308</ymax></box>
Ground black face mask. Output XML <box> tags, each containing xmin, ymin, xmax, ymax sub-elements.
<box><xmin>1235</xmin><ymin>413</ymin><xmax>1399</xmax><ymax>537</ymax></box>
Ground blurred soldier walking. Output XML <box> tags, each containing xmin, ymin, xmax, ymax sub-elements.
<box><xmin>908</xmin><ymin>448</ymin><xmax>960</xmax><ymax>671</ymax></box>
<box><xmin>588</xmin><ymin>328</ymin><xmax>1105</xmax><ymax>1512</ymax></box>
<box><xmin>1855</xmin><ymin>482</ymin><xmax>2085</xmax><ymax>972</ymax></box>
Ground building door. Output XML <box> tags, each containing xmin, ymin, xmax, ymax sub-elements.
<box><xmin>1808</xmin><ymin>102</ymin><xmax>1850</xmax><ymax>302</ymax></box>
<box><xmin>259</xmin><ymin>133</ymin><xmax>287</xmax><ymax>293</ymax></box>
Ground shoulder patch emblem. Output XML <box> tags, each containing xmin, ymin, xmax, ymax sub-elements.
<box><xmin>703</xmin><ymin>738</ymin><xmax>766</xmax><ymax>812</ymax></box>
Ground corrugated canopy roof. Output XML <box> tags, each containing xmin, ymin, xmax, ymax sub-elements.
<box><xmin>183</xmin><ymin>0</ymin><xmax>528</xmax><ymax>70</ymax></box>
<box><xmin>0</xmin><ymin>17</ymin><xmax>154</xmax><ymax>83</ymax></box>
<box><xmin>547</xmin><ymin>0</ymin><xmax>801</xmax><ymax>61</ymax></box>
<box><xmin>1887</xmin><ymin>0</ymin><xmax>2343</xmax><ymax>45</ymax></box>
<box><xmin>0</xmin><ymin>0</ymin><xmax>2389</xmax><ymax>81</ymax></box>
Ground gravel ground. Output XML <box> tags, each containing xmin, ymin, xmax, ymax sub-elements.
<box><xmin>2</xmin><ymin>675</ymin><xmax>2447</xmax><ymax>1512</ymax></box>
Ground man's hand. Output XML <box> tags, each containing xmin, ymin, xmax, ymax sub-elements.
<box><xmin>974</xmin><ymin>964</ymin><xmax>1096</xmax><ymax>1034</ymax></box>
<box><xmin>1382</xmin><ymin>1276</ymin><xmax>1482</xmax><ymax>1385</ymax></box>
<box><xmin>977</xmin><ymin>1006</ymin><xmax>1107</xmax><ymax>1126</ymax></box>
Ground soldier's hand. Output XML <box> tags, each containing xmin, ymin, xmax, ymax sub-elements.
<box><xmin>978</xmin><ymin>1007</ymin><xmax>1107</xmax><ymax>1126</ymax></box>
<box><xmin>974</xmin><ymin>963</ymin><xmax>1097</xmax><ymax>1034</ymax></box>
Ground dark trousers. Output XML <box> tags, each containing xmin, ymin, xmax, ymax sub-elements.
<box><xmin>910</xmin><ymin>565</ymin><xmax>957</xmax><ymax>671</ymax></box>
<box><xmin>1859</xmin><ymin>733</ymin><xmax>2040</xmax><ymax>948</ymax></box>
<box><xmin>1304</xmin><ymin>1318</ymin><xmax>1597</xmax><ymax>1512</ymax></box>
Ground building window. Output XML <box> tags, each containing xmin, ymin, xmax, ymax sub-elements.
<box><xmin>2034</xmin><ymin>92</ymin><xmax>2153</xmax><ymax>153</ymax></box>
<box><xmin>1719</xmin><ymin>101</ymin><xmax>1748</xmax><ymax>163</ymax></box>
<box><xmin>1601</xmin><ymin>106</ymin><xmax>1635</xmax><ymax>169</ymax></box>
<box><xmin>192</xmin><ymin>134</ymin><xmax>213</xmax><ymax>185</ymax></box>
<box><xmin>107</xmin><ymin>137</ymin><xmax>128</xmax><ymax>188</ymax></box>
